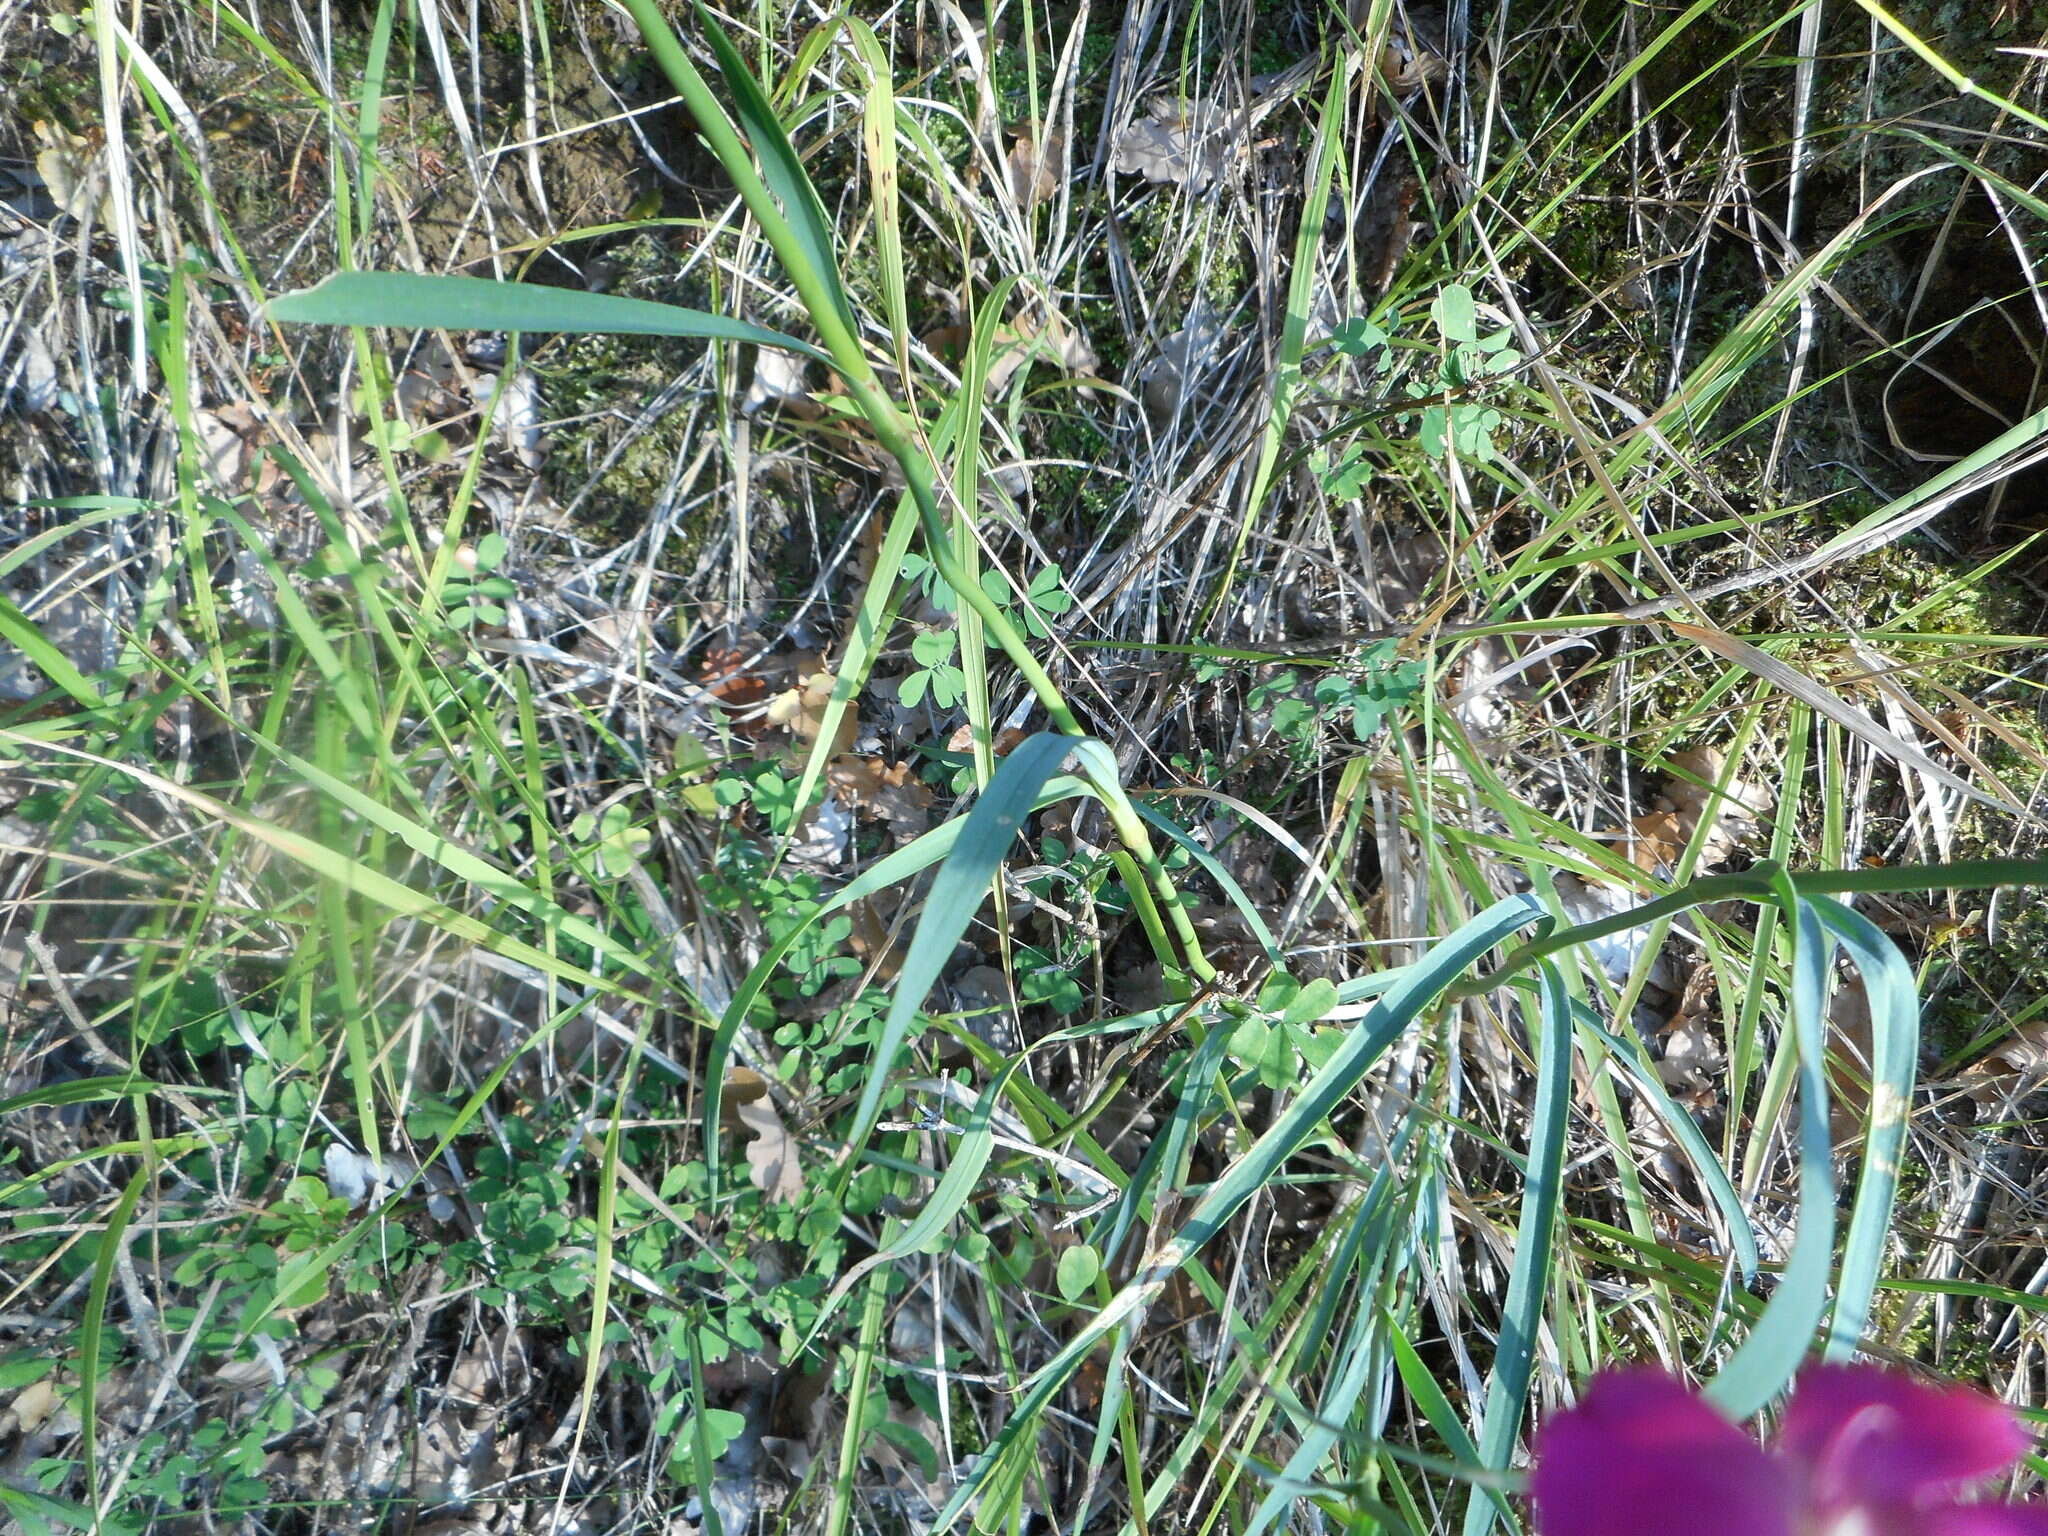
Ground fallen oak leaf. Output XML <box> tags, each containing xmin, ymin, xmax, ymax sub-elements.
<box><xmin>765</xmin><ymin>667</ymin><xmax>858</xmax><ymax>755</ymax></box>
<box><xmin>1113</xmin><ymin>97</ymin><xmax>1234</xmax><ymax>192</ymax></box>
<box><xmin>723</xmin><ymin>1068</ymin><xmax>805</xmax><ymax>1203</ymax></box>
<box><xmin>828</xmin><ymin>755</ymin><xmax>934</xmax><ymax>829</ymax></box>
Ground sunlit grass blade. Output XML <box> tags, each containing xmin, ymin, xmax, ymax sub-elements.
<box><xmin>1706</xmin><ymin>886</ymin><xmax>1836</xmax><ymax>1418</ymax></box>
<box><xmin>80</xmin><ymin>1166</ymin><xmax>150</xmax><ymax>1519</ymax></box>
<box><xmin>1813</xmin><ymin>894</ymin><xmax>1920</xmax><ymax>1357</ymax></box>
<box><xmin>1574</xmin><ymin>1005</ymin><xmax>1759</xmax><ymax>1282</ymax></box>
<box><xmin>834</xmin><ymin>733</ymin><xmax>1081</xmax><ymax>1188</ymax></box>
<box><xmin>799</xmin><ymin>1059</ymin><xmax>1023</xmax><ymax>1350</ymax></box>
<box><xmin>268</xmin><ymin>271</ymin><xmax>828</xmax><ymax>358</ymax></box>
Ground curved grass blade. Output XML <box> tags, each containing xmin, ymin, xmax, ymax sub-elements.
<box><xmin>1462</xmin><ymin>959</ymin><xmax>1572</xmax><ymax>1536</ymax></box>
<box><xmin>688</xmin><ymin>0</ymin><xmax>857</xmax><ymax>337</ymax></box>
<box><xmin>930</xmin><ymin>893</ymin><xmax>1554</xmax><ymax>1533</ymax></box>
<box><xmin>1573</xmin><ymin>1004</ymin><xmax>1759</xmax><ymax>1282</ymax></box>
<box><xmin>1812</xmin><ymin>894</ymin><xmax>1920</xmax><ymax>1356</ymax></box>
<box><xmin>702</xmin><ymin>769</ymin><xmax>1097</xmax><ymax>1192</ymax></box>
<box><xmin>268</xmin><ymin>271</ymin><xmax>827</xmax><ymax>360</ymax></box>
<box><xmin>1705</xmin><ymin>886</ymin><xmax>1836</xmax><ymax>1418</ymax></box>
<box><xmin>798</xmin><ymin>1059</ymin><xmax>1023</xmax><ymax>1352</ymax></box>
<box><xmin>0</xmin><ymin>1076</ymin><xmax>187</xmax><ymax>1117</ymax></box>
<box><xmin>81</xmin><ymin>1165</ymin><xmax>149</xmax><ymax>1518</ymax></box>
<box><xmin>1133</xmin><ymin>800</ymin><xmax>1282</xmax><ymax>964</ymax></box>
<box><xmin>834</xmin><ymin>733</ymin><xmax>1080</xmax><ymax>1189</ymax></box>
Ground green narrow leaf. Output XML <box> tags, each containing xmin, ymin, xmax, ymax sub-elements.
<box><xmin>0</xmin><ymin>594</ymin><xmax>107</xmax><ymax>709</ymax></box>
<box><xmin>0</xmin><ymin>1076</ymin><xmax>183</xmax><ymax>1117</ymax></box>
<box><xmin>797</xmin><ymin>1060</ymin><xmax>1023</xmax><ymax>1351</ymax></box>
<box><xmin>1706</xmin><ymin>888</ymin><xmax>1837</xmax><ymax>1418</ymax></box>
<box><xmin>835</xmin><ymin>733</ymin><xmax>1080</xmax><ymax>1187</ymax></box>
<box><xmin>81</xmin><ymin>1165</ymin><xmax>150</xmax><ymax>1514</ymax></box>
<box><xmin>689</xmin><ymin>0</ymin><xmax>857</xmax><ymax>336</ymax></box>
<box><xmin>1573</xmin><ymin>1004</ymin><xmax>1759</xmax><ymax>1282</ymax></box>
<box><xmin>1463</xmin><ymin>959</ymin><xmax>1571</xmax><ymax>1536</ymax></box>
<box><xmin>268</xmin><ymin>271</ymin><xmax>826</xmax><ymax>359</ymax></box>
<box><xmin>701</xmin><ymin>771</ymin><xmax>1097</xmax><ymax>1193</ymax></box>
<box><xmin>932</xmin><ymin>893</ymin><xmax>1555</xmax><ymax>1533</ymax></box>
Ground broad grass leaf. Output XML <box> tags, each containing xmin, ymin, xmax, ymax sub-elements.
<box><xmin>269</xmin><ymin>271</ymin><xmax>827</xmax><ymax>360</ymax></box>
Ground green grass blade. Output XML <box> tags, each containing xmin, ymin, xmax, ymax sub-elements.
<box><xmin>1462</xmin><ymin>960</ymin><xmax>1572</xmax><ymax>1536</ymax></box>
<box><xmin>0</xmin><ymin>594</ymin><xmax>108</xmax><ymax>710</ymax></box>
<box><xmin>835</xmin><ymin>733</ymin><xmax>1082</xmax><ymax>1187</ymax></box>
<box><xmin>799</xmin><ymin>1059</ymin><xmax>1024</xmax><ymax>1350</ymax></box>
<box><xmin>688</xmin><ymin>0</ymin><xmax>857</xmax><ymax>336</ymax></box>
<box><xmin>1812</xmin><ymin>895</ymin><xmax>1920</xmax><ymax>1356</ymax></box>
<box><xmin>80</xmin><ymin>1165</ymin><xmax>149</xmax><ymax>1519</ymax></box>
<box><xmin>931</xmin><ymin>893</ymin><xmax>1554</xmax><ymax>1533</ymax></box>
<box><xmin>1705</xmin><ymin>887</ymin><xmax>1836</xmax><ymax>1418</ymax></box>
<box><xmin>268</xmin><ymin>271</ymin><xmax>827</xmax><ymax>359</ymax></box>
<box><xmin>702</xmin><ymin>771</ymin><xmax>1096</xmax><ymax>1191</ymax></box>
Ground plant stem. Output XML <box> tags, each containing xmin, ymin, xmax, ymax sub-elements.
<box><xmin>619</xmin><ymin>0</ymin><xmax>1216</xmax><ymax>982</ymax></box>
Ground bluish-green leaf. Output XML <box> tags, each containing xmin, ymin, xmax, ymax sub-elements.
<box><xmin>1706</xmin><ymin>887</ymin><xmax>1836</xmax><ymax>1418</ymax></box>
<box><xmin>268</xmin><ymin>271</ymin><xmax>825</xmax><ymax>360</ymax></box>
<box><xmin>1813</xmin><ymin>894</ymin><xmax>1920</xmax><ymax>1357</ymax></box>
<box><xmin>836</xmin><ymin>733</ymin><xmax>1080</xmax><ymax>1184</ymax></box>
<box><xmin>1463</xmin><ymin>959</ymin><xmax>1571</xmax><ymax>1536</ymax></box>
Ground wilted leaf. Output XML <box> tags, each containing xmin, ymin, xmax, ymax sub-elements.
<box><xmin>1005</xmin><ymin>121</ymin><xmax>1065</xmax><ymax>208</ymax></box>
<box><xmin>828</xmin><ymin>755</ymin><xmax>934</xmax><ymax>829</ymax></box>
<box><xmin>1658</xmin><ymin>745</ymin><xmax>1774</xmax><ymax>866</ymax></box>
<box><xmin>724</xmin><ymin>1069</ymin><xmax>804</xmax><ymax>1203</ymax></box>
<box><xmin>477</xmin><ymin>368</ymin><xmax>546</xmax><ymax>469</ymax></box>
<box><xmin>32</xmin><ymin>120</ymin><xmax>112</xmax><ymax>225</ymax></box>
<box><xmin>743</xmin><ymin>346</ymin><xmax>816</xmax><ymax>417</ymax></box>
<box><xmin>1</xmin><ymin>326</ymin><xmax>59</xmax><ymax>416</ymax></box>
<box><xmin>1140</xmin><ymin>300</ymin><xmax>1229</xmax><ymax>422</ymax></box>
<box><xmin>1112</xmin><ymin>97</ymin><xmax>1234</xmax><ymax>193</ymax></box>
<box><xmin>765</xmin><ymin>667</ymin><xmax>858</xmax><ymax>755</ymax></box>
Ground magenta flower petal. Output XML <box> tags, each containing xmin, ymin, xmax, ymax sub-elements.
<box><xmin>1529</xmin><ymin>1370</ymin><xmax>1796</xmax><ymax>1536</ymax></box>
<box><xmin>1780</xmin><ymin>1364</ymin><xmax>2027</xmax><ymax>1511</ymax></box>
<box><xmin>1920</xmin><ymin>1507</ymin><xmax>2048</xmax><ymax>1536</ymax></box>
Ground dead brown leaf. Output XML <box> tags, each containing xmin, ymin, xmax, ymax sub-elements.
<box><xmin>1140</xmin><ymin>301</ymin><xmax>1227</xmax><ymax>422</ymax></box>
<box><xmin>828</xmin><ymin>755</ymin><xmax>934</xmax><ymax>830</ymax></box>
<box><xmin>764</xmin><ymin>667</ymin><xmax>858</xmax><ymax>756</ymax></box>
<box><xmin>1827</xmin><ymin>972</ymin><xmax>1875</xmax><ymax>1144</ymax></box>
<box><xmin>724</xmin><ymin>1067</ymin><xmax>805</xmax><ymax>1203</ymax></box>
<box><xmin>1005</xmin><ymin>121</ymin><xmax>1064</xmax><ymax>208</ymax></box>
<box><xmin>845</xmin><ymin>895</ymin><xmax>904</xmax><ymax>983</ymax></box>
<box><xmin>1112</xmin><ymin>98</ymin><xmax>1233</xmax><ymax>193</ymax></box>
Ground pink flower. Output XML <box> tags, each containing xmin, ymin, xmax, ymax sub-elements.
<box><xmin>1528</xmin><ymin>1364</ymin><xmax>2046</xmax><ymax>1536</ymax></box>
